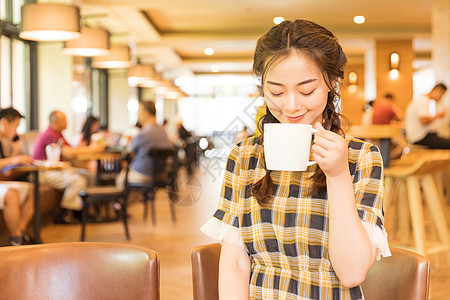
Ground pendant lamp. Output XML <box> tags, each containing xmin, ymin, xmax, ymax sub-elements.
<box><xmin>20</xmin><ymin>3</ymin><xmax>81</xmax><ymax>42</ymax></box>
<box><xmin>91</xmin><ymin>45</ymin><xmax>131</xmax><ymax>69</ymax></box>
<box><xmin>63</xmin><ymin>27</ymin><xmax>110</xmax><ymax>57</ymax></box>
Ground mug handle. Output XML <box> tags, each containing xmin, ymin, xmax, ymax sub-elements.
<box><xmin>307</xmin><ymin>127</ymin><xmax>320</xmax><ymax>166</ymax></box>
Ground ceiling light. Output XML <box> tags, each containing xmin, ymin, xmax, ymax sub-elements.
<box><xmin>211</xmin><ymin>65</ymin><xmax>220</xmax><ymax>73</ymax></box>
<box><xmin>353</xmin><ymin>16</ymin><xmax>365</xmax><ymax>24</ymax></box>
<box><xmin>204</xmin><ymin>48</ymin><xmax>214</xmax><ymax>56</ymax></box>
<box><xmin>91</xmin><ymin>45</ymin><xmax>131</xmax><ymax>69</ymax></box>
<box><xmin>273</xmin><ymin>17</ymin><xmax>285</xmax><ymax>25</ymax></box>
<box><xmin>62</xmin><ymin>27</ymin><xmax>110</xmax><ymax>57</ymax></box>
<box><xmin>20</xmin><ymin>3</ymin><xmax>81</xmax><ymax>41</ymax></box>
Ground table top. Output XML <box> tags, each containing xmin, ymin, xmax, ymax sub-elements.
<box><xmin>348</xmin><ymin>124</ymin><xmax>403</xmax><ymax>140</ymax></box>
<box><xmin>75</xmin><ymin>151</ymin><xmax>123</xmax><ymax>161</ymax></box>
<box><xmin>13</xmin><ymin>161</ymin><xmax>70</xmax><ymax>172</ymax></box>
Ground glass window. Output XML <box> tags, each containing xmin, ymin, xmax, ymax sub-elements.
<box><xmin>1</xmin><ymin>35</ymin><xmax>11</xmax><ymax>108</ymax></box>
<box><xmin>0</xmin><ymin>0</ymin><xmax>6</xmax><ymax>20</ymax></box>
<box><xmin>12</xmin><ymin>0</ymin><xmax>24</xmax><ymax>25</ymax></box>
<box><xmin>12</xmin><ymin>39</ymin><xmax>29</xmax><ymax>133</ymax></box>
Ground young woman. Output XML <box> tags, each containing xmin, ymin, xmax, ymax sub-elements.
<box><xmin>201</xmin><ymin>20</ymin><xmax>390</xmax><ymax>299</ymax></box>
<box><xmin>79</xmin><ymin>116</ymin><xmax>100</xmax><ymax>146</ymax></box>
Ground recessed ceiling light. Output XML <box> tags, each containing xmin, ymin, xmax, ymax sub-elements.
<box><xmin>273</xmin><ymin>17</ymin><xmax>285</xmax><ymax>25</ymax></box>
<box><xmin>353</xmin><ymin>15</ymin><xmax>365</xmax><ymax>24</ymax></box>
<box><xmin>211</xmin><ymin>65</ymin><xmax>220</xmax><ymax>73</ymax></box>
<box><xmin>204</xmin><ymin>48</ymin><xmax>214</xmax><ymax>55</ymax></box>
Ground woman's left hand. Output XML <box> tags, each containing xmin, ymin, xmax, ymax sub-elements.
<box><xmin>312</xmin><ymin>122</ymin><xmax>349</xmax><ymax>178</ymax></box>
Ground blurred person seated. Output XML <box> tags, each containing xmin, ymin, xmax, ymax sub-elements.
<box><xmin>72</xmin><ymin>116</ymin><xmax>101</xmax><ymax>175</ymax></box>
<box><xmin>372</xmin><ymin>93</ymin><xmax>403</xmax><ymax>125</ymax></box>
<box><xmin>116</xmin><ymin>101</ymin><xmax>171</xmax><ymax>187</ymax></box>
<box><xmin>176</xmin><ymin>120</ymin><xmax>198</xmax><ymax>175</ymax></box>
<box><xmin>405</xmin><ymin>83</ymin><xmax>450</xmax><ymax>149</ymax></box>
<box><xmin>0</xmin><ymin>107</ymin><xmax>36</xmax><ymax>245</ymax></box>
<box><xmin>33</xmin><ymin>111</ymin><xmax>104</xmax><ymax>224</ymax></box>
<box><xmin>73</xmin><ymin>116</ymin><xmax>100</xmax><ymax>147</ymax></box>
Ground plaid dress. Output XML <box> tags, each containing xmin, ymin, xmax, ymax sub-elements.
<box><xmin>204</xmin><ymin>134</ymin><xmax>386</xmax><ymax>300</ymax></box>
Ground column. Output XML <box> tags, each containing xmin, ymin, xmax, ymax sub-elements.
<box><xmin>432</xmin><ymin>0</ymin><xmax>450</xmax><ymax>137</ymax></box>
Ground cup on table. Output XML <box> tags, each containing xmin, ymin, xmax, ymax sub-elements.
<box><xmin>45</xmin><ymin>143</ymin><xmax>61</xmax><ymax>164</ymax></box>
<box><xmin>264</xmin><ymin>123</ymin><xmax>319</xmax><ymax>171</ymax></box>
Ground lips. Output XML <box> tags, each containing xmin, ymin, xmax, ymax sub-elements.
<box><xmin>286</xmin><ymin>113</ymin><xmax>306</xmax><ymax>122</ymax></box>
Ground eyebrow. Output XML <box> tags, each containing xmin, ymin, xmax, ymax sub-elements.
<box><xmin>266</xmin><ymin>78</ymin><xmax>317</xmax><ymax>86</ymax></box>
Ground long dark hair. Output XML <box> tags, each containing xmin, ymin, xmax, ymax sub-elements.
<box><xmin>251</xmin><ymin>20</ymin><xmax>347</xmax><ymax>206</ymax></box>
<box><xmin>81</xmin><ymin>116</ymin><xmax>99</xmax><ymax>145</ymax></box>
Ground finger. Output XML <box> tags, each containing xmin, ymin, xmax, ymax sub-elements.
<box><xmin>313</xmin><ymin>135</ymin><xmax>335</xmax><ymax>149</ymax></box>
<box><xmin>314</xmin><ymin>122</ymin><xmax>325</xmax><ymax>131</ymax></box>
<box><xmin>312</xmin><ymin>144</ymin><xmax>327</xmax><ymax>158</ymax></box>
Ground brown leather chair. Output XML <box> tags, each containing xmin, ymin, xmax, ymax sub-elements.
<box><xmin>362</xmin><ymin>247</ymin><xmax>430</xmax><ymax>300</ymax></box>
<box><xmin>191</xmin><ymin>244</ymin><xmax>430</xmax><ymax>300</ymax></box>
<box><xmin>191</xmin><ymin>243</ymin><xmax>221</xmax><ymax>300</ymax></box>
<box><xmin>0</xmin><ymin>242</ymin><xmax>160</xmax><ymax>300</ymax></box>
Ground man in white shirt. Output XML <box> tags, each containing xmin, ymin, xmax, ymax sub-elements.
<box><xmin>405</xmin><ymin>83</ymin><xmax>449</xmax><ymax>149</ymax></box>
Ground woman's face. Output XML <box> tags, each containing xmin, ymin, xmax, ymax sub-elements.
<box><xmin>91</xmin><ymin>121</ymin><xmax>100</xmax><ymax>133</ymax></box>
<box><xmin>263</xmin><ymin>51</ymin><xmax>330</xmax><ymax>125</ymax></box>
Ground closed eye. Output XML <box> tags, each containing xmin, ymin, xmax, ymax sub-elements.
<box><xmin>269</xmin><ymin>91</ymin><xmax>283</xmax><ymax>97</ymax></box>
<box><xmin>301</xmin><ymin>90</ymin><xmax>315</xmax><ymax>96</ymax></box>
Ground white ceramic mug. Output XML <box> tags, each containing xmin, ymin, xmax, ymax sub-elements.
<box><xmin>264</xmin><ymin>123</ymin><xmax>319</xmax><ymax>171</ymax></box>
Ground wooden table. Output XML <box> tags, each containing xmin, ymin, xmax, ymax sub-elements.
<box><xmin>348</xmin><ymin>125</ymin><xmax>403</xmax><ymax>168</ymax></box>
<box><xmin>14</xmin><ymin>163</ymin><xmax>66</xmax><ymax>243</ymax></box>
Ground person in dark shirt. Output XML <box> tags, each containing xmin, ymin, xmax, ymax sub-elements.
<box><xmin>0</xmin><ymin>107</ymin><xmax>36</xmax><ymax>245</ymax></box>
<box><xmin>116</xmin><ymin>101</ymin><xmax>171</xmax><ymax>187</ymax></box>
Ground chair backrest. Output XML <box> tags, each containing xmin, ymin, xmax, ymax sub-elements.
<box><xmin>191</xmin><ymin>243</ymin><xmax>221</xmax><ymax>300</ymax></box>
<box><xmin>0</xmin><ymin>242</ymin><xmax>160</xmax><ymax>300</ymax></box>
<box><xmin>191</xmin><ymin>244</ymin><xmax>430</xmax><ymax>300</ymax></box>
<box><xmin>149</xmin><ymin>148</ymin><xmax>177</xmax><ymax>188</ymax></box>
<box><xmin>361</xmin><ymin>247</ymin><xmax>430</xmax><ymax>300</ymax></box>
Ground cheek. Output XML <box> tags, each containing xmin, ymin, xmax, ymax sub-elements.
<box><xmin>264</xmin><ymin>96</ymin><xmax>282</xmax><ymax>113</ymax></box>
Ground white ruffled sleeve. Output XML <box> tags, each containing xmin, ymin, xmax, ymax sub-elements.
<box><xmin>200</xmin><ymin>217</ymin><xmax>245</xmax><ymax>250</ymax></box>
<box><xmin>361</xmin><ymin>220</ymin><xmax>391</xmax><ymax>260</ymax></box>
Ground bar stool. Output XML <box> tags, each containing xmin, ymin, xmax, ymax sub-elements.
<box><xmin>384</xmin><ymin>151</ymin><xmax>450</xmax><ymax>259</ymax></box>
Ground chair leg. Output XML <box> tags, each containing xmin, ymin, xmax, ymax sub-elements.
<box><xmin>143</xmin><ymin>192</ymin><xmax>149</xmax><ymax>220</ymax></box>
<box><xmin>122</xmin><ymin>195</ymin><xmax>130</xmax><ymax>240</ymax></box>
<box><xmin>80</xmin><ymin>197</ymin><xmax>88</xmax><ymax>241</ymax></box>
<box><xmin>422</xmin><ymin>174</ymin><xmax>450</xmax><ymax>260</ymax></box>
<box><xmin>150</xmin><ymin>196</ymin><xmax>156</xmax><ymax>226</ymax></box>
<box><xmin>398</xmin><ymin>181</ymin><xmax>410</xmax><ymax>246</ymax></box>
<box><xmin>169</xmin><ymin>200</ymin><xmax>176</xmax><ymax>222</ymax></box>
<box><xmin>406</xmin><ymin>176</ymin><xmax>426</xmax><ymax>255</ymax></box>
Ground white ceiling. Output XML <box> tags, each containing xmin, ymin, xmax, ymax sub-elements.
<box><xmin>80</xmin><ymin>0</ymin><xmax>433</xmax><ymax>77</ymax></box>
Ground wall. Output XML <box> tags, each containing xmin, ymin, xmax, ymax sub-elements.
<box><xmin>341</xmin><ymin>63</ymin><xmax>365</xmax><ymax>126</ymax></box>
<box><xmin>107</xmin><ymin>69</ymin><xmax>133</xmax><ymax>133</ymax></box>
<box><xmin>376</xmin><ymin>40</ymin><xmax>414</xmax><ymax>113</ymax></box>
<box><xmin>37</xmin><ymin>42</ymin><xmax>74</xmax><ymax>137</ymax></box>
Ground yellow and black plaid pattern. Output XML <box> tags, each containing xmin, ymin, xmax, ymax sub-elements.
<box><xmin>212</xmin><ymin>135</ymin><xmax>385</xmax><ymax>300</ymax></box>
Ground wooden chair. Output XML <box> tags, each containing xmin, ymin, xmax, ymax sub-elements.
<box><xmin>191</xmin><ymin>244</ymin><xmax>430</xmax><ymax>300</ymax></box>
<box><xmin>126</xmin><ymin>148</ymin><xmax>178</xmax><ymax>225</ymax></box>
<box><xmin>384</xmin><ymin>150</ymin><xmax>450</xmax><ymax>258</ymax></box>
<box><xmin>0</xmin><ymin>242</ymin><xmax>160</xmax><ymax>300</ymax></box>
<box><xmin>79</xmin><ymin>153</ymin><xmax>129</xmax><ymax>241</ymax></box>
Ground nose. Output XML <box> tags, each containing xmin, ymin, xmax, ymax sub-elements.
<box><xmin>284</xmin><ymin>92</ymin><xmax>301</xmax><ymax>114</ymax></box>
